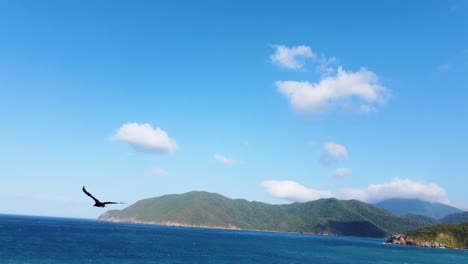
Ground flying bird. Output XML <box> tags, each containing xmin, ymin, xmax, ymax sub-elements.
<box><xmin>82</xmin><ymin>186</ymin><xmax>123</xmax><ymax>208</ymax></box>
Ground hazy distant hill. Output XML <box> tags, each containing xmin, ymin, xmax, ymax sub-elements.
<box><xmin>401</xmin><ymin>213</ymin><xmax>440</xmax><ymax>226</ymax></box>
<box><xmin>98</xmin><ymin>191</ymin><xmax>436</xmax><ymax>238</ymax></box>
<box><xmin>374</xmin><ymin>198</ymin><xmax>462</xmax><ymax>219</ymax></box>
<box><xmin>440</xmin><ymin>212</ymin><xmax>468</xmax><ymax>224</ymax></box>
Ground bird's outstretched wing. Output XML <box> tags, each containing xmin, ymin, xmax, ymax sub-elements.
<box><xmin>82</xmin><ymin>186</ymin><xmax>101</xmax><ymax>204</ymax></box>
<box><xmin>102</xmin><ymin>201</ymin><xmax>125</xmax><ymax>205</ymax></box>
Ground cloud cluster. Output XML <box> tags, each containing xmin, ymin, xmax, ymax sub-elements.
<box><xmin>338</xmin><ymin>178</ymin><xmax>447</xmax><ymax>203</ymax></box>
<box><xmin>272</xmin><ymin>45</ymin><xmax>389</xmax><ymax>114</ymax></box>
<box><xmin>262</xmin><ymin>178</ymin><xmax>447</xmax><ymax>204</ymax></box>
<box><xmin>214</xmin><ymin>154</ymin><xmax>237</xmax><ymax>165</ymax></box>
<box><xmin>320</xmin><ymin>142</ymin><xmax>351</xmax><ymax>179</ymax></box>
<box><xmin>112</xmin><ymin>123</ymin><xmax>178</xmax><ymax>154</ymax></box>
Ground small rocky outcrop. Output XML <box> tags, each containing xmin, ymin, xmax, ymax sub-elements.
<box><xmin>386</xmin><ymin>233</ymin><xmax>412</xmax><ymax>245</ymax></box>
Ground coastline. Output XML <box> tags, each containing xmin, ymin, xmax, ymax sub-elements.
<box><xmin>98</xmin><ymin>217</ymin><xmax>344</xmax><ymax>237</ymax></box>
<box><xmin>98</xmin><ymin>216</ymin><xmax>242</xmax><ymax>230</ymax></box>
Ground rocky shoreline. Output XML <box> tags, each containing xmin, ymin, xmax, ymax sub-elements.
<box><xmin>386</xmin><ymin>233</ymin><xmax>418</xmax><ymax>246</ymax></box>
<box><xmin>386</xmin><ymin>233</ymin><xmax>467</xmax><ymax>250</ymax></box>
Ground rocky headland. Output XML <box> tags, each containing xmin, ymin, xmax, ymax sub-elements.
<box><xmin>386</xmin><ymin>222</ymin><xmax>468</xmax><ymax>250</ymax></box>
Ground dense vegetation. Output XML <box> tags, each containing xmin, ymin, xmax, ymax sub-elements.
<box><xmin>99</xmin><ymin>191</ymin><xmax>437</xmax><ymax>238</ymax></box>
<box><xmin>374</xmin><ymin>198</ymin><xmax>462</xmax><ymax>219</ymax></box>
<box><xmin>440</xmin><ymin>212</ymin><xmax>468</xmax><ymax>224</ymax></box>
<box><xmin>406</xmin><ymin>223</ymin><xmax>468</xmax><ymax>249</ymax></box>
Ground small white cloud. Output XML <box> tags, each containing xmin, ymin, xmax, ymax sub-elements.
<box><xmin>338</xmin><ymin>178</ymin><xmax>447</xmax><ymax>203</ymax></box>
<box><xmin>276</xmin><ymin>67</ymin><xmax>389</xmax><ymax>114</ymax></box>
<box><xmin>270</xmin><ymin>45</ymin><xmax>339</xmax><ymax>73</ymax></box>
<box><xmin>359</xmin><ymin>104</ymin><xmax>375</xmax><ymax>113</ymax></box>
<box><xmin>261</xmin><ymin>180</ymin><xmax>332</xmax><ymax>202</ymax></box>
<box><xmin>315</xmin><ymin>55</ymin><xmax>338</xmax><ymax>75</ymax></box>
<box><xmin>437</xmin><ymin>64</ymin><xmax>452</xmax><ymax>71</ymax></box>
<box><xmin>151</xmin><ymin>167</ymin><xmax>167</xmax><ymax>177</ymax></box>
<box><xmin>321</xmin><ymin>142</ymin><xmax>348</xmax><ymax>165</ymax></box>
<box><xmin>112</xmin><ymin>123</ymin><xmax>178</xmax><ymax>154</ymax></box>
<box><xmin>214</xmin><ymin>154</ymin><xmax>237</xmax><ymax>165</ymax></box>
<box><xmin>324</xmin><ymin>142</ymin><xmax>348</xmax><ymax>159</ymax></box>
<box><xmin>270</xmin><ymin>45</ymin><xmax>316</xmax><ymax>70</ymax></box>
<box><xmin>449</xmin><ymin>5</ymin><xmax>457</xmax><ymax>13</ymax></box>
<box><xmin>333</xmin><ymin>168</ymin><xmax>352</xmax><ymax>179</ymax></box>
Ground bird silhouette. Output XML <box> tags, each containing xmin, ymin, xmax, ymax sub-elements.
<box><xmin>82</xmin><ymin>186</ymin><xmax>123</xmax><ymax>208</ymax></box>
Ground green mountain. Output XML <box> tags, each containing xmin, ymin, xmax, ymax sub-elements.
<box><xmin>374</xmin><ymin>198</ymin><xmax>462</xmax><ymax>219</ymax></box>
<box><xmin>440</xmin><ymin>212</ymin><xmax>468</xmax><ymax>224</ymax></box>
<box><xmin>98</xmin><ymin>191</ymin><xmax>436</xmax><ymax>238</ymax></box>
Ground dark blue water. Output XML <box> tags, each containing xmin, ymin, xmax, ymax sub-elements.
<box><xmin>0</xmin><ymin>214</ymin><xmax>467</xmax><ymax>263</ymax></box>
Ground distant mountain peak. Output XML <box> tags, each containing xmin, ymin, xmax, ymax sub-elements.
<box><xmin>374</xmin><ymin>198</ymin><xmax>462</xmax><ymax>220</ymax></box>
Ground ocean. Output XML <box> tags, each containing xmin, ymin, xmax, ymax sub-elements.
<box><xmin>0</xmin><ymin>214</ymin><xmax>466</xmax><ymax>263</ymax></box>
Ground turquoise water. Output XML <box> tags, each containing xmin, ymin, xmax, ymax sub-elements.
<box><xmin>0</xmin><ymin>214</ymin><xmax>467</xmax><ymax>263</ymax></box>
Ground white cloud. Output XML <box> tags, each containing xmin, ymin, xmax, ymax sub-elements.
<box><xmin>321</xmin><ymin>142</ymin><xmax>348</xmax><ymax>165</ymax></box>
<box><xmin>270</xmin><ymin>45</ymin><xmax>316</xmax><ymax>70</ymax></box>
<box><xmin>276</xmin><ymin>66</ymin><xmax>389</xmax><ymax>114</ymax></box>
<box><xmin>338</xmin><ymin>178</ymin><xmax>447</xmax><ymax>203</ymax></box>
<box><xmin>333</xmin><ymin>168</ymin><xmax>352</xmax><ymax>178</ymax></box>
<box><xmin>214</xmin><ymin>154</ymin><xmax>237</xmax><ymax>165</ymax></box>
<box><xmin>261</xmin><ymin>180</ymin><xmax>332</xmax><ymax>202</ymax></box>
<box><xmin>151</xmin><ymin>167</ymin><xmax>167</xmax><ymax>177</ymax></box>
<box><xmin>112</xmin><ymin>123</ymin><xmax>178</xmax><ymax>154</ymax></box>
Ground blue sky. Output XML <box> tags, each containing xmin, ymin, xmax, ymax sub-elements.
<box><xmin>0</xmin><ymin>0</ymin><xmax>467</xmax><ymax>218</ymax></box>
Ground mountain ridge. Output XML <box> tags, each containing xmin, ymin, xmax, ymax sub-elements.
<box><xmin>98</xmin><ymin>191</ymin><xmax>438</xmax><ymax>238</ymax></box>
